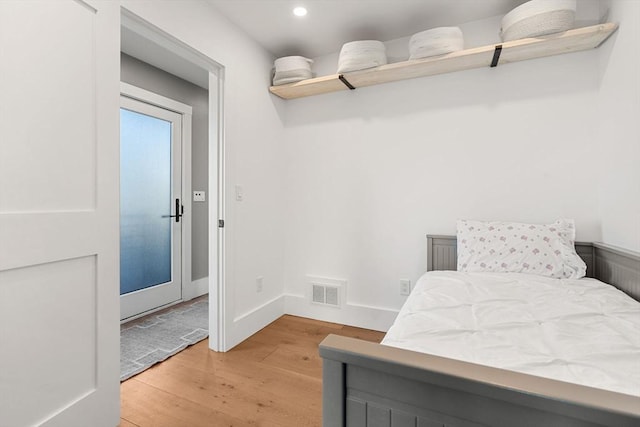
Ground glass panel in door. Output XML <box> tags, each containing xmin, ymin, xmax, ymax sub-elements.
<box><xmin>120</xmin><ymin>108</ymin><xmax>172</xmax><ymax>294</ymax></box>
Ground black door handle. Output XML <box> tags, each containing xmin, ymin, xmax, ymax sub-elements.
<box><xmin>162</xmin><ymin>198</ymin><xmax>182</xmax><ymax>222</ymax></box>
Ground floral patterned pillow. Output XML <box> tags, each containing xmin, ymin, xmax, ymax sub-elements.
<box><xmin>456</xmin><ymin>219</ymin><xmax>586</xmax><ymax>279</ymax></box>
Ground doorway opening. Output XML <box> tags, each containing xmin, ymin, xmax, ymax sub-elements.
<box><xmin>121</xmin><ymin>8</ymin><xmax>226</xmax><ymax>350</ymax></box>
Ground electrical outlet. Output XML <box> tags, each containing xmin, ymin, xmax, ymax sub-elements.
<box><xmin>400</xmin><ymin>279</ymin><xmax>411</xmax><ymax>296</ymax></box>
<box><xmin>256</xmin><ymin>276</ymin><xmax>264</xmax><ymax>293</ymax></box>
<box><xmin>193</xmin><ymin>191</ymin><xmax>206</xmax><ymax>202</ymax></box>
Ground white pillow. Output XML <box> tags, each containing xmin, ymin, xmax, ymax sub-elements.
<box><xmin>456</xmin><ymin>219</ymin><xmax>586</xmax><ymax>279</ymax></box>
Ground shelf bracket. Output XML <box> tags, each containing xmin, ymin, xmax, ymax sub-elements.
<box><xmin>490</xmin><ymin>45</ymin><xmax>503</xmax><ymax>68</ymax></box>
<box><xmin>338</xmin><ymin>74</ymin><xmax>356</xmax><ymax>90</ymax></box>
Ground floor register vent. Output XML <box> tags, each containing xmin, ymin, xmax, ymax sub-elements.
<box><xmin>308</xmin><ymin>276</ymin><xmax>346</xmax><ymax>308</ymax></box>
<box><xmin>312</xmin><ymin>284</ymin><xmax>339</xmax><ymax>306</ymax></box>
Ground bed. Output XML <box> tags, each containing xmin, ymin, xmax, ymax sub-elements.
<box><xmin>319</xmin><ymin>234</ymin><xmax>640</xmax><ymax>427</ymax></box>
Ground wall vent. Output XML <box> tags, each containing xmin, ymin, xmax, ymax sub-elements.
<box><xmin>312</xmin><ymin>284</ymin><xmax>326</xmax><ymax>304</ymax></box>
<box><xmin>307</xmin><ymin>276</ymin><xmax>346</xmax><ymax>308</ymax></box>
<box><xmin>311</xmin><ymin>284</ymin><xmax>340</xmax><ymax>306</ymax></box>
<box><xmin>325</xmin><ymin>286</ymin><xmax>339</xmax><ymax>306</ymax></box>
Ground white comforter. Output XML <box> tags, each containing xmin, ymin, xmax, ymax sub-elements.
<box><xmin>382</xmin><ymin>271</ymin><xmax>640</xmax><ymax>396</ymax></box>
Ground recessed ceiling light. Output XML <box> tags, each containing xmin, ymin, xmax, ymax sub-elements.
<box><xmin>293</xmin><ymin>6</ymin><xmax>307</xmax><ymax>17</ymax></box>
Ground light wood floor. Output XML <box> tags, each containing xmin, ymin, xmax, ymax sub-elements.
<box><xmin>120</xmin><ymin>315</ymin><xmax>385</xmax><ymax>427</ymax></box>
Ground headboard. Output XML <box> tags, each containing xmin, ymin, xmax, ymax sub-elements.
<box><xmin>426</xmin><ymin>235</ymin><xmax>640</xmax><ymax>301</ymax></box>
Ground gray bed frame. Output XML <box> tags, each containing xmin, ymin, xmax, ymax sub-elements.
<box><xmin>319</xmin><ymin>236</ymin><xmax>640</xmax><ymax>427</ymax></box>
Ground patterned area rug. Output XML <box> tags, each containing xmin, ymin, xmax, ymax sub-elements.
<box><xmin>120</xmin><ymin>297</ymin><xmax>208</xmax><ymax>381</ymax></box>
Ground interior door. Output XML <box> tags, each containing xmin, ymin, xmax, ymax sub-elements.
<box><xmin>120</xmin><ymin>96</ymin><xmax>183</xmax><ymax>320</ymax></box>
<box><xmin>0</xmin><ymin>1</ymin><xmax>120</xmax><ymax>426</ymax></box>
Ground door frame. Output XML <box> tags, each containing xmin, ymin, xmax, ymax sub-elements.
<box><xmin>120</xmin><ymin>83</ymin><xmax>192</xmax><ymax>320</ymax></box>
<box><xmin>121</xmin><ymin>9</ymin><xmax>227</xmax><ymax>351</ymax></box>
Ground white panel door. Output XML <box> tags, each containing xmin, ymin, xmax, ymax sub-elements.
<box><xmin>0</xmin><ymin>1</ymin><xmax>120</xmax><ymax>426</ymax></box>
<box><xmin>120</xmin><ymin>96</ymin><xmax>183</xmax><ymax>320</ymax></box>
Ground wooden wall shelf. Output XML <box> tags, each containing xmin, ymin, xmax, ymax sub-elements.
<box><xmin>269</xmin><ymin>23</ymin><xmax>618</xmax><ymax>100</ymax></box>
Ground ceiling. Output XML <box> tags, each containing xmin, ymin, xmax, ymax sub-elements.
<box><xmin>207</xmin><ymin>0</ymin><xmax>528</xmax><ymax>59</ymax></box>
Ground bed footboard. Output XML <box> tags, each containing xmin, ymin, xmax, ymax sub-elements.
<box><xmin>319</xmin><ymin>334</ymin><xmax>640</xmax><ymax>427</ymax></box>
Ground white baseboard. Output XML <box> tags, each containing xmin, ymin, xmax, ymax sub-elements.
<box><xmin>188</xmin><ymin>277</ymin><xmax>209</xmax><ymax>300</ymax></box>
<box><xmin>214</xmin><ymin>292</ymin><xmax>398</xmax><ymax>351</ymax></box>
<box><xmin>284</xmin><ymin>294</ymin><xmax>398</xmax><ymax>332</ymax></box>
<box><xmin>226</xmin><ymin>295</ymin><xmax>285</xmax><ymax>350</ymax></box>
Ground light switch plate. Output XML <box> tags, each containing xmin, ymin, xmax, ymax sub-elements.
<box><xmin>193</xmin><ymin>191</ymin><xmax>206</xmax><ymax>202</ymax></box>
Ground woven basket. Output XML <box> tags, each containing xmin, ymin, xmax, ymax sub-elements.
<box><xmin>501</xmin><ymin>0</ymin><xmax>576</xmax><ymax>42</ymax></box>
<box><xmin>273</xmin><ymin>56</ymin><xmax>313</xmax><ymax>85</ymax></box>
<box><xmin>409</xmin><ymin>27</ymin><xmax>464</xmax><ymax>60</ymax></box>
<box><xmin>337</xmin><ymin>40</ymin><xmax>387</xmax><ymax>73</ymax></box>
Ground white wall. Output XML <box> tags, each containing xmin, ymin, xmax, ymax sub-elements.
<box><xmin>282</xmin><ymin>9</ymin><xmax>639</xmax><ymax>329</ymax></box>
<box><xmin>121</xmin><ymin>0</ymin><xmax>286</xmax><ymax>349</ymax></box>
<box><xmin>597</xmin><ymin>1</ymin><xmax>640</xmax><ymax>251</ymax></box>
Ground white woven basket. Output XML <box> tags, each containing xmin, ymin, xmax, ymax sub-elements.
<box><xmin>274</xmin><ymin>56</ymin><xmax>313</xmax><ymax>72</ymax></box>
<box><xmin>501</xmin><ymin>0</ymin><xmax>576</xmax><ymax>42</ymax></box>
<box><xmin>273</xmin><ymin>56</ymin><xmax>313</xmax><ymax>85</ymax></box>
<box><xmin>337</xmin><ymin>40</ymin><xmax>387</xmax><ymax>73</ymax></box>
<box><xmin>409</xmin><ymin>27</ymin><xmax>464</xmax><ymax>60</ymax></box>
